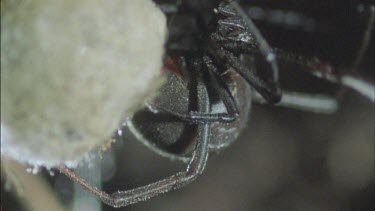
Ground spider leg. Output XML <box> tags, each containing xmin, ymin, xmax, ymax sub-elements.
<box><xmin>252</xmin><ymin>90</ymin><xmax>338</xmax><ymax>114</ymax></box>
<box><xmin>212</xmin><ymin>46</ymin><xmax>281</xmax><ymax>103</ymax></box>
<box><xmin>271</xmin><ymin>5</ymin><xmax>375</xmax><ymax>103</ymax></box>
<box><xmin>273</xmin><ymin>48</ymin><xmax>375</xmax><ymax>103</ymax></box>
<box><xmin>203</xmin><ymin>55</ymin><xmax>240</xmax><ymax>118</ymax></box>
<box><xmin>351</xmin><ymin>5</ymin><xmax>375</xmax><ymax>70</ymax></box>
<box><xmin>150</xmin><ymin>57</ymin><xmax>240</xmax><ymax>124</ymax></box>
<box><xmin>228</xmin><ymin>1</ymin><xmax>281</xmax><ymax>104</ymax></box>
<box><xmin>58</xmin><ymin>81</ymin><xmax>211</xmax><ymax>208</ymax></box>
<box><xmin>275</xmin><ymin>4</ymin><xmax>374</xmax><ymax>69</ymax></box>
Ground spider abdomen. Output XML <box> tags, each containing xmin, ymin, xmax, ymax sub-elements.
<box><xmin>127</xmin><ymin>68</ymin><xmax>252</xmax><ymax>162</ymax></box>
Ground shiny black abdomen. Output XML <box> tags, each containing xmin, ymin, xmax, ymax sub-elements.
<box><xmin>127</xmin><ymin>70</ymin><xmax>252</xmax><ymax>162</ymax></box>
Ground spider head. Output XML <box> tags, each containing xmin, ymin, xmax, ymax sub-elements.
<box><xmin>215</xmin><ymin>2</ymin><xmax>257</xmax><ymax>46</ymax></box>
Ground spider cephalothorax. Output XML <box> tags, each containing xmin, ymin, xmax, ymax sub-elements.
<box><xmin>208</xmin><ymin>1</ymin><xmax>282</xmax><ymax>103</ymax></box>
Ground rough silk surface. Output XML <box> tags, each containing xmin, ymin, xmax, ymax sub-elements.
<box><xmin>1</xmin><ymin>0</ymin><xmax>166</xmax><ymax>167</ymax></box>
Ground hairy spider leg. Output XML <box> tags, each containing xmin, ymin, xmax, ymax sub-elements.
<box><xmin>58</xmin><ymin>71</ymin><xmax>211</xmax><ymax>208</ymax></box>
<box><xmin>211</xmin><ymin>44</ymin><xmax>281</xmax><ymax>103</ymax></box>
<box><xmin>273</xmin><ymin>47</ymin><xmax>375</xmax><ymax>103</ymax></box>
<box><xmin>214</xmin><ymin>42</ymin><xmax>339</xmax><ymax>110</ymax></box>
<box><xmin>266</xmin><ymin>4</ymin><xmax>375</xmax><ymax>103</ymax></box>
<box><xmin>228</xmin><ymin>1</ymin><xmax>282</xmax><ymax>103</ymax></box>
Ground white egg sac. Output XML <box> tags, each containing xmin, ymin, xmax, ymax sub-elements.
<box><xmin>1</xmin><ymin>0</ymin><xmax>166</xmax><ymax>167</ymax></box>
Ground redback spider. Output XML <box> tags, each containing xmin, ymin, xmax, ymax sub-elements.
<box><xmin>58</xmin><ymin>0</ymin><xmax>374</xmax><ymax>208</ymax></box>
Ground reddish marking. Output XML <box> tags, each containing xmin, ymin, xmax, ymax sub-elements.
<box><xmin>319</xmin><ymin>63</ymin><xmax>343</xmax><ymax>79</ymax></box>
<box><xmin>310</xmin><ymin>59</ymin><xmax>340</xmax><ymax>79</ymax></box>
<box><xmin>162</xmin><ymin>57</ymin><xmax>183</xmax><ymax>76</ymax></box>
<box><xmin>319</xmin><ymin>63</ymin><xmax>331</xmax><ymax>78</ymax></box>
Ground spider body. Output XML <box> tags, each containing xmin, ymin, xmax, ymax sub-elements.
<box><xmin>126</xmin><ymin>0</ymin><xmax>278</xmax><ymax>162</ymax></box>
<box><xmin>127</xmin><ymin>64</ymin><xmax>252</xmax><ymax>162</ymax></box>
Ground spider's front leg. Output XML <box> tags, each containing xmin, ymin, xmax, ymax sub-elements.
<box><xmin>58</xmin><ymin>74</ymin><xmax>212</xmax><ymax>208</ymax></box>
<box><xmin>106</xmin><ymin>123</ymin><xmax>210</xmax><ymax>207</ymax></box>
<box><xmin>210</xmin><ymin>44</ymin><xmax>281</xmax><ymax>103</ymax></box>
<box><xmin>59</xmin><ymin>121</ymin><xmax>210</xmax><ymax>207</ymax></box>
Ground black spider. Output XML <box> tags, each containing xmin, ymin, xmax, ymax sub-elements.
<box><xmin>58</xmin><ymin>0</ymin><xmax>374</xmax><ymax>208</ymax></box>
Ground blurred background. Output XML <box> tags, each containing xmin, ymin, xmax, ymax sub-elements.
<box><xmin>1</xmin><ymin>0</ymin><xmax>374</xmax><ymax>210</ymax></box>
